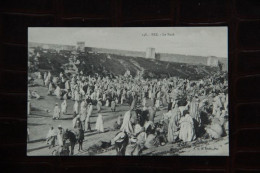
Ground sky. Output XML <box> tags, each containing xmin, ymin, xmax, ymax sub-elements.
<box><xmin>29</xmin><ymin>27</ymin><xmax>228</xmax><ymax>58</ymax></box>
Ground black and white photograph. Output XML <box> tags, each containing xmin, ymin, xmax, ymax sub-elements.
<box><xmin>27</xmin><ymin>27</ymin><xmax>228</xmax><ymax>156</ymax></box>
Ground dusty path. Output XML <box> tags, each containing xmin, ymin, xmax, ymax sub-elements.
<box><xmin>27</xmin><ymin>86</ymin><xmax>132</xmax><ymax>156</ymax></box>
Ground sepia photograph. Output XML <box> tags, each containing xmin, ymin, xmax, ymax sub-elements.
<box><xmin>27</xmin><ymin>27</ymin><xmax>228</xmax><ymax>156</ymax></box>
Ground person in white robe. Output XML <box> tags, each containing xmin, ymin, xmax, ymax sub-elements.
<box><xmin>45</xmin><ymin>77</ymin><xmax>50</xmax><ymax>87</ymax></box>
<box><xmin>95</xmin><ymin>113</ymin><xmax>104</xmax><ymax>133</ymax></box>
<box><xmin>44</xmin><ymin>72</ymin><xmax>47</xmax><ymax>82</ymax></box>
<box><xmin>85</xmin><ymin>102</ymin><xmax>93</xmax><ymax>131</ymax></box>
<box><xmin>212</xmin><ymin>94</ymin><xmax>222</xmax><ymax>116</ymax></box>
<box><xmin>205</xmin><ymin>119</ymin><xmax>224</xmax><ymax>139</ymax></box>
<box><xmin>179</xmin><ymin>113</ymin><xmax>196</xmax><ymax>142</ymax></box>
<box><xmin>167</xmin><ymin>102</ymin><xmax>181</xmax><ymax>143</ymax></box>
<box><xmin>47</xmin><ymin>71</ymin><xmax>52</xmax><ymax>80</ymax></box>
<box><xmin>65</xmin><ymin>80</ymin><xmax>70</xmax><ymax>91</ymax></box>
<box><xmin>111</xmin><ymin>100</ymin><xmax>116</xmax><ymax>112</ymax></box>
<box><xmin>53</xmin><ymin>103</ymin><xmax>61</xmax><ymax>120</ymax></box>
<box><xmin>48</xmin><ymin>82</ymin><xmax>54</xmax><ymax>95</ymax></box>
<box><xmin>120</xmin><ymin>110</ymin><xmax>134</xmax><ymax>134</ymax></box>
<box><xmin>54</xmin><ymin>86</ymin><xmax>61</xmax><ymax>99</ymax></box>
<box><xmin>189</xmin><ymin>97</ymin><xmax>201</xmax><ymax>126</ymax></box>
<box><xmin>73</xmin><ymin>101</ymin><xmax>79</xmax><ymax>115</ymax></box>
<box><xmin>57</xmin><ymin>125</ymin><xmax>65</xmax><ymax>149</ymax></box>
<box><xmin>61</xmin><ymin>100</ymin><xmax>67</xmax><ymax>115</ymax></box>
<box><xmin>46</xmin><ymin>126</ymin><xmax>57</xmax><ymax>148</ymax></box>
<box><xmin>115</xmin><ymin>97</ymin><xmax>119</xmax><ymax>104</ymax></box>
<box><xmin>80</xmin><ymin>101</ymin><xmax>87</xmax><ymax>131</ymax></box>
<box><xmin>105</xmin><ymin>99</ymin><xmax>110</xmax><ymax>107</ymax></box>
<box><xmin>96</xmin><ymin>99</ymin><xmax>102</xmax><ymax>112</ymax></box>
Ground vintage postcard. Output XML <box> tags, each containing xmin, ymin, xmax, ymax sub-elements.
<box><xmin>27</xmin><ymin>27</ymin><xmax>228</xmax><ymax>156</ymax></box>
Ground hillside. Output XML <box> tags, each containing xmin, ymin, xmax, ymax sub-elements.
<box><xmin>29</xmin><ymin>49</ymin><xmax>220</xmax><ymax>80</ymax></box>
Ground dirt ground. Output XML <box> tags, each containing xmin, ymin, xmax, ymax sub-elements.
<box><xmin>27</xmin><ymin>86</ymin><xmax>229</xmax><ymax>156</ymax></box>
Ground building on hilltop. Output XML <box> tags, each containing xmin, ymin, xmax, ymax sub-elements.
<box><xmin>77</xmin><ymin>41</ymin><xmax>85</xmax><ymax>52</ymax></box>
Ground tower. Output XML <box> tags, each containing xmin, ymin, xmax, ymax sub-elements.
<box><xmin>77</xmin><ymin>41</ymin><xmax>85</xmax><ymax>52</ymax></box>
<box><xmin>207</xmin><ymin>56</ymin><xmax>219</xmax><ymax>67</ymax></box>
<box><xmin>146</xmin><ymin>47</ymin><xmax>155</xmax><ymax>59</ymax></box>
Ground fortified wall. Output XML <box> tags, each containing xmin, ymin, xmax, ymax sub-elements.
<box><xmin>157</xmin><ymin>53</ymin><xmax>208</xmax><ymax>65</ymax></box>
<box><xmin>28</xmin><ymin>42</ymin><xmax>227</xmax><ymax>70</ymax></box>
<box><xmin>85</xmin><ymin>46</ymin><xmax>224</xmax><ymax>68</ymax></box>
<box><xmin>85</xmin><ymin>47</ymin><xmax>145</xmax><ymax>58</ymax></box>
<box><xmin>29</xmin><ymin>42</ymin><xmax>76</xmax><ymax>51</ymax></box>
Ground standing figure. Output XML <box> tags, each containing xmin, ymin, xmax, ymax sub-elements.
<box><xmin>111</xmin><ymin>100</ymin><xmax>116</xmax><ymax>112</ymax></box>
<box><xmin>73</xmin><ymin>101</ymin><xmax>79</xmax><ymax>115</ymax></box>
<box><xmin>189</xmin><ymin>96</ymin><xmax>201</xmax><ymax>133</ymax></box>
<box><xmin>46</xmin><ymin>126</ymin><xmax>57</xmax><ymax>148</ymax></box>
<box><xmin>80</xmin><ymin>100</ymin><xmax>88</xmax><ymax>131</ymax></box>
<box><xmin>167</xmin><ymin>102</ymin><xmax>181</xmax><ymax>143</ymax></box>
<box><xmin>61</xmin><ymin>100</ymin><xmax>67</xmax><ymax>115</ymax></box>
<box><xmin>85</xmin><ymin>102</ymin><xmax>93</xmax><ymax>132</ymax></box>
<box><xmin>55</xmin><ymin>85</ymin><xmax>62</xmax><ymax>99</ymax></box>
<box><xmin>57</xmin><ymin>125</ymin><xmax>65</xmax><ymax>154</ymax></box>
<box><xmin>105</xmin><ymin>99</ymin><xmax>110</xmax><ymax>107</ymax></box>
<box><xmin>48</xmin><ymin>82</ymin><xmax>54</xmax><ymax>95</ymax></box>
<box><xmin>95</xmin><ymin>112</ymin><xmax>104</xmax><ymax>133</ymax></box>
<box><xmin>120</xmin><ymin>110</ymin><xmax>134</xmax><ymax>134</ymax></box>
<box><xmin>53</xmin><ymin>103</ymin><xmax>61</xmax><ymax>120</ymax></box>
<box><xmin>96</xmin><ymin>98</ymin><xmax>102</xmax><ymax>112</ymax></box>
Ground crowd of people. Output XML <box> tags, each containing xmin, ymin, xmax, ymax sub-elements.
<box><xmin>28</xmin><ymin>63</ymin><xmax>228</xmax><ymax>155</ymax></box>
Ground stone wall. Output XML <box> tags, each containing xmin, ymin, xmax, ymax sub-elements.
<box><xmin>157</xmin><ymin>53</ymin><xmax>209</xmax><ymax>65</ymax></box>
<box><xmin>28</xmin><ymin>42</ymin><xmax>76</xmax><ymax>51</ymax></box>
<box><xmin>28</xmin><ymin>42</ymin><xmax>227</xmax><ymax>70</ymax></box>
<box><xmin>85</xmin><ymin>47</ymin><xmax>145</xmax><ymax>57</ymax></box>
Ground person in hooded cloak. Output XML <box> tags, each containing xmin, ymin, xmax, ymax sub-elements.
<box><xmin>53</xmin><ymin>103</ymin><xmax>61</xmax><ymax>120</ymax></box>
<box><xmin>95</xmin><ymin>111</ymin><xmax>104</xmax><ymax>133</ymax></box>
<box><xmin>73</xmin><ymin>101</ymin><xmax>79</xmax><ymax>115</ymax></box>
<box><xmin>85</xmin><ymin>101</ymin><xmax>93</xmax><ymax>131</ymax></box>
<box><xmin>61</xmin><ymin>100</ymin><xmax>67</xmax><ymax>115</ymax></box>
<box><xmin>167</xmin><ymin>101</ymin><xmax>181</xmax><ymax>143</ymax></box>
<box><xmin>179</xmin><ymin>111</ymin><xmax>196</xmax><ymax>142</ymax></box>
<box><xmin>120</xmin><ymin>110</ymin><xmax>134</xmax><ymax>134</ymax></box>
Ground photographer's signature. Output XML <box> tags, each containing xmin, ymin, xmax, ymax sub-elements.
<box><xmin>194</xmin><ymin>146</ymin><xmax>218</xmax><ymax>151</ymax></box>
